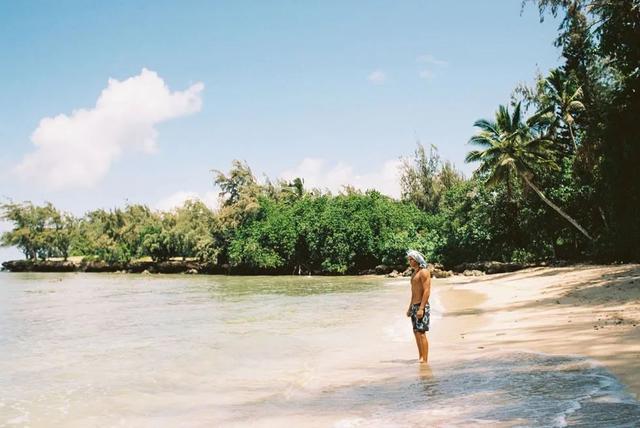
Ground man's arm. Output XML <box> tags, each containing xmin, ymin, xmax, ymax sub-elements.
<box><xmin>419</xmin><ymin>270</ymin><xmax>431</xmax><ymax>311</ymax></box>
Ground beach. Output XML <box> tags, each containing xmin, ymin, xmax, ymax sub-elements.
<box><xmin>1</xmin><ymin>267</ymin><xmax>639</xmax><ymax>426</ymax></box>
<box><xmin>434</xmin><ymin>264</ymin><xmax>640</xmax><ymax>400</ymax></box>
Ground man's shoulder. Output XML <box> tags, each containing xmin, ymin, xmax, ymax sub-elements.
<box><xmin>418</xmin><ymin>268</ymin><xmax>431</xmax><ymax>279</ymax></box>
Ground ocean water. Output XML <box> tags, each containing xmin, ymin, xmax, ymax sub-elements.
<box><xmin>0</xmin><ymin>273</ymin><xmax>638</xmax><ymax>427</ymax></box>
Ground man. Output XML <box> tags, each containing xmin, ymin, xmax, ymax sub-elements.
<box><xmin>406</xmin><ymin>250</ymin><xmax>431</xmax><ymax>363</ymax></box>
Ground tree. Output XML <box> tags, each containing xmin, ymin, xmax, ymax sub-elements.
<box><xmin>228</xmin><ymin>197</ymin><xmax>297</xmax><ymax>271</ymax></box>
<box><xmin>1</xmin><ymin>202</ymin><xmax>41</xmax><ymax>259</ymax></box>
<box><xmin>213</xmin><ymin>160</ymin><xmax>260</xmax><ymax>207</ymax></box>
<box><xmin>49</xmin><ymin>210</ymin><xmax>76</xmax><ymax>260</ymax></box>
<box><xmin>520</xmin><ymin>69</ymin><xmax>585</xmax><ymax>151</ymax></box>
<box><xmin>140</xmin><ymin>214</ymin><xmax>178</xmax><ymax>262</ymax></box>
<box><xmin>1</xmin><ymin>202</ymin><xmax>76</xmax><ymax>260</ymax></box>
<box><xmin>527</xmin><ymin>0</ymin><xmax>640</xmax><ymax>259</ymax></box>
<box><xmin>172</xmin><ymin>199</ymin><xmax>221</xmax><ymax>262</ymax></box>
<box><xmin>74</xmin><ymin>204</ymin><xmax>159</xmax><ymax>262</ymax></box>
<box><xmin>400</xmin><ymin>144</ymin><xmax>463</xmax><ymax>212</ymax></box>
<box><xmin>466</xmin><ymin>102</ymin><xmax>593</xmax><ymax>241</ymax></box>
<box><xmin>213</xmin><ymin>160</ymin><xmax>262</xmax><ymax>229</ymax></box>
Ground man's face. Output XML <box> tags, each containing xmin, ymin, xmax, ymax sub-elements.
<box><xmin>408</xmin><ymin>256</ymin><xmax>418</xmax><ymax>269</ymax></box>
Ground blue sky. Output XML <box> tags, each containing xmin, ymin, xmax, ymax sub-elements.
<box><xmin>0</xmin><ymin>1</ymin><xmax>561</xmax><ymax>261</ymax></box>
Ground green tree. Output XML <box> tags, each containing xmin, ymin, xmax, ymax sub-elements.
<box><xmin>228</xmin><ymin>197</ymin><xmax>297</xmax><ymax>270</ymax></box>
<box><xmin>172</xmin><ymin>200</ymin><xmax>221</xmax><ymax>263</ymax></box>
<box><xmin>591</xmin><ymin>0</ymin><xmax>640</xmax><ymax>259</ymax></box>
<box><xmin>520</xmin><ymin>69</ymin><xmax>585</xmax><ymax>151</ymax></box>
<box><xmin>48</xmin><ymin>210</ymin><xmax>76</xmax><ymax>260</ymax></box>
<box><xmin>400</xmin><ymin>144</ymin><xmax>463</xmax><ymax>212</ymax></box>
<box><xmin>1</xmin><ymin>202</ymin><xmax>76</xmax><ymax>260</ymax></box>
<box><xmin>140</xmin><ymin>213</ymin><xmax>178</xmax><ymax>262</ymax></box>
<box><xmin>74</xmin><ymin>208</ymin><xmax>134</xmax><ymax>263</ymax></box>
<box><xmin>527</xmin><ymin>0</ymin><xmax>640</xmax><ymax>259</ymax></box>
<box><xmin>213</xmin><ymin>160</ymin><xmax>262</xmax><ymax>230</ymax></box>
<box><xmin>466</xmin><ymin>102</ymin><xmax>593</xmax><ymax>241</ymax></box>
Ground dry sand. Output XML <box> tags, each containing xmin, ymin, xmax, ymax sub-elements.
<box><xmin>434</xmin><ymin>264</ymin><xmax>640</xmax><ymax>399</ymax></box>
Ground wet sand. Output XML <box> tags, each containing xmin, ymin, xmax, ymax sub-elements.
<box><xmin>433</xmin><ymin>264</ymin><xmax>640</xmax><ymax>399</ymax></box>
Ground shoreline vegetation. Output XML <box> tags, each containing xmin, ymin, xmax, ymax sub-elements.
<box><xmin>0</xmin><ymin>257</ymin><xmax>532</xmax><ymax>276</ymax></box>
<box><xmin>2</xmin><ymin>2</ymin><xmax>639</xmax><ymax>272</ymax></box>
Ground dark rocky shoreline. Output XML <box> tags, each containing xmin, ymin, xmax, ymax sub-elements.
<box><xmin>1</xmin><ymin>259</ymin><xmax>532</xmax><ymax>276</ymax></box>
<box><xmin>0</xmin><ymin>259</ymin><xmax>224</xmax><ymax>275</ymax></box>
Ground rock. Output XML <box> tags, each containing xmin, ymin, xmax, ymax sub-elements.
<box><xmin>453</xmin><ymin>261</ymin><xmax>525</xmax><ymax>274</ymax></box>
<box><xmin>402</xmin><ymin>268</ymin><xmax>412</xmax><ymax>277</ymax></box>
<box><xmin>358</xmin><ymin>269</ymin><xmax>376</xmax><ymax>275</ymax></box>
<box><xmin>433</xmin><ymin>269</ymin><xmax>453</xmax><ymax>278</ymax></box>
<box><xmin>426</xmin><ymin>263</ymin><xmax>444</xmax><ymax>272</ymax></box>
<box><xmin>2</xmin><ymin>259</ymin><xmax>78</xmax><ymax>272</ymax></box>
<box><xmin>123</xmin><ymin>261</ymin><xmax>148</xmax><ymax>273</ymax></box>
<box><xmin>485</xmin><ymin>261</ymin><xmax>523</xmax><ymax>274</ymax></box>
<box><xmin>375</xmin><ymin>264</ymin><xmax>392</xmax><ymax>275</ymax></box>
<box><xmin>386</xmin><ymin>270</ymin><xmax>399</xmax><ymax>278</ymax></box>
<box><xmin>463</xmin><ymin>269</ymin><xmax>484</xmax><ymax>277</ymax></box>
<box><xmin>185</xmin><ymin>268</ymin><xmax>199</xmax><ymax>275</ymax></box>
<box><xmin>141</xmin><ymin>269</ymin><xmax>151</xmax><ymax>275</ymax></box>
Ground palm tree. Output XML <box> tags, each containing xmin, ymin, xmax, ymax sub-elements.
<box><xmin>466</xmin><ymin>102</ymin><xmax>593</xmax><ymax>241</ymax></box>
<box><xmin>530</xmin><ymin>69</ymin><xmax>585</xmax><ymax>151</ymax></box>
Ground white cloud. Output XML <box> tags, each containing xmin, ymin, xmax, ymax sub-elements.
<box><xmin>280</xmin><ymin>158</ymin><xmax>402</xmax><ymax>198</ymax></box>
<box><xmin>155</xmin><ymin>190</ymin><xmax>219</xmax><ymax>212</ymax></box>
<box><xmin>418</xmin><ymin>69</ymin><xmax>435</xmax><ymax>80</ymax></box>
<box><xmin>15</xmin><ymin>68</ymin><xmax>204</xmax><ymax>190</ymax></box>
<box><xmin>367</xmin><ymin>70</ymin><xmax>387</xmax><ymax>85</ymax></box>
<box><xmin>416</xmin><ymin>54</ymin><xmax>448</xmax><ymax>66</ymax></box>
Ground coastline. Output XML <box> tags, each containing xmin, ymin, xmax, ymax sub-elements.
<box><xmin>1</xmin><ymin>258</ymin><xmax>531</xmax><ymax>276</ymax></box>
<box><xmin>433</xmin><ymin>264</ymin><xmax>640</xmax><ymax>399</ymax></box>
<box><xmin>2</xmin><ymin>265</ymin><xmax>639</xmax><ymax>425</ymax></box>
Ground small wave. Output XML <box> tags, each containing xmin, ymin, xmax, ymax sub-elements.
<box><xmin>314</xmin><ymin>352</ymin><xmax>640</xmax><ymax>427</ymax></box>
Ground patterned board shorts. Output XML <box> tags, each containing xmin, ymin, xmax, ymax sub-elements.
<box><xmin>410</xmin><ymin>303</ymin><xmax>430</xmax><ymax>333</ymax></box>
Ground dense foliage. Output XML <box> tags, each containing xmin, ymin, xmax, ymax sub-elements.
<box><xmin>2</xmin><ymin>1</ymin><xmax>638</xmax><ymax>270</ymax></box>
<box><xmin>0</xmin><ymin>170</ymin><xmax>434</xmax><ymax>273</ymax></box>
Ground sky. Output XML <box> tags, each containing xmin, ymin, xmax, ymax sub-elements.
<box><xmin>0</xmin><ymin>0</ymin><xmax>561</xmax><ymax>262</ymax></box>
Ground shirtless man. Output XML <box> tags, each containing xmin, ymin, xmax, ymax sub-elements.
<box><xmin>406</xmin><ymin>250</ymin><xmax>431</xmax><ymax>363</ymax></box>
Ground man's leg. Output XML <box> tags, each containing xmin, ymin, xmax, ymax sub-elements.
<box><xmin>413</xmin><ymin>331</ymin><xmax>424</xmax><ymax>361</ymax></box>
<box><xmin>418</xmin><ymin>333</ymin><xmax>429</xmax><ymax>363</ymax></box>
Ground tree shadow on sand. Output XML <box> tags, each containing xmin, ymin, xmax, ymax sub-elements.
<box><xmin>455</xmin><ymin>265</ymin><xmax>640</xmax><ymax>315</ymax></box>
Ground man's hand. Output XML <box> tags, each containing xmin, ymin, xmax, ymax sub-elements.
<box><xmin>416</xmin><ymin>308</ymin><xmax>424</xmax><ymax>319</ymax></box>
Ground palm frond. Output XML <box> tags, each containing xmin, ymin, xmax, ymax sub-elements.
<box><xmin>468</xmin><ymin>134</ymin><xmax>497</xmax><ymax>148</ymax></box>
<box><xmin>472</xmin><ymin>118</ymin><xmax>500</xmax><ymax>135</ymax></box>
<box><xmin>465</xmin><ymin>150</ymin><xmax>484</xmax><ymax>163</ymax></box>
<box><xmin>511</xmin><ymin>102</ymin><xmax>523</xmax><ymax>130</ymax></box>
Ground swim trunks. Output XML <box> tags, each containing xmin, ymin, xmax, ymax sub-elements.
<box><xmin>410</xmin><ymin>303</ymin><xmax>430</xmax><ymax>333</ymax></box>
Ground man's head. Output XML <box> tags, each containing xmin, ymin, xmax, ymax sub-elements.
<box><xmin>406</xmin><ymin>250</ymin><xmax>427</xmax><ymax>269</ymax></box>
<box><xmin>408</xmin><ymin>256</ymin><xmax>419</xmax><ymax>269</ymax></box>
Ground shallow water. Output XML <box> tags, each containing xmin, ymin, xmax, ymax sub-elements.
<box><xmin>0</xmin><ymin>273</ymin><xmax>638</xmax><ymax>427</ymax></box>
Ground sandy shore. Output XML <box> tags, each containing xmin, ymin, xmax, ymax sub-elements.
<box><xmin>434</xmin><ymin>264</ymin><xmax>640</xmax><ymax>399</ymax></box>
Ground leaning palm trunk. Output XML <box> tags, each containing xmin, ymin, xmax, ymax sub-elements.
<box><xmin>521</xmin><ymin>174</ymin><xmax>593</xmax><ymax>241</ymax></box>
<box><xmin>567</xmin><ymin>124</ymin><xmax>578</xmax><ymax>152</ymax></box>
